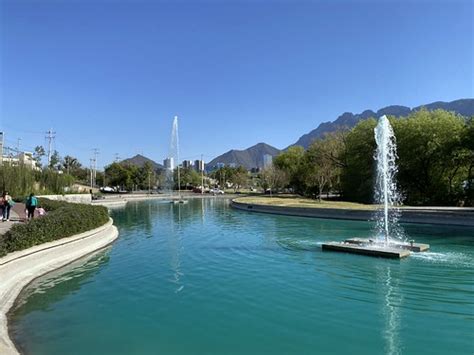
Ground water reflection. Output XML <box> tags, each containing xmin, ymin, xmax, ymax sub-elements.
<box><xmin>377</xmin><ymin>265</ymin><xmax>402</xmax><ymax>355</ymax></box>
<box><xmin>169</xmin><ymin>203</ymin><xmax>184</xmax><ymax>293</ymax></box>
<box><xmin>11</xmin><ymin>247</ymin><xmax>111</xmax><ymax>318</ymax></box>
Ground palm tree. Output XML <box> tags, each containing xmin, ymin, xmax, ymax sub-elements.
<box><xmin>63</xmin><ymin>155</ymin><xmax>82</xmax><ymax>175</ymax></box>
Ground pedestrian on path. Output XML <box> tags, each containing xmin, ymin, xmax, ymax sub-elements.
<box><xmin>25</xmin><ymin>193</ymin><xmax>38</xmax><ymax>220</ymax></box>
<box><xmin>1</xmin><ymin>191</ymin><xmax>14</xmax><ymax>222</ymax></box>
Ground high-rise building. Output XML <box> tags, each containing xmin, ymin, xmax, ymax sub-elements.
<box><xmin>194</xmin><ymin>159</ymin><xmax>205</xmax><ymax>172</ymax></box>
<box><xmin>163</xmin><ymin>157</ymin><xmax>175</xmax><ymax>170</ymax></box>
<box><xmin>263</xmin><ymin>154</ymin><xmax>273</xmax><ymax>168</ymax></box>
<box><xmin>183</xmin><ymin>160</ymin><xmax>193</xmax><ymax>169</ymax></box>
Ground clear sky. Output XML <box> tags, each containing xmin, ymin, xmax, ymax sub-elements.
<box><xmin>1</xmin><ymin>0</ymin><xmax>473</xmax><ymax>168</ymax></box>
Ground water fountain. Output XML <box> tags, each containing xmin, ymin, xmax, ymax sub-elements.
<box><xmin>167</xmin><ymin>116</ymin><xmax>187</xmax><ymax>204</ymax></box>
<box><xmin>322</xmin><ymin>115</ymin><xmax>429</xmax><ymax>258</ymax></box>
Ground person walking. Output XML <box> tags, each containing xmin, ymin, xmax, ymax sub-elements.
<box><xmin>1</xmin><ymin>191</ymin><xmax>14</xmax><ymax>222</ymax></box>
<box><xmin>25</xmin><ymin>193</ymin><xmax>38</xmax><ymax>220</ymax></box>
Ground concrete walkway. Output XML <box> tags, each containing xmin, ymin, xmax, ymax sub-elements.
<box><xmin>0</xmin><ymin>204</ymin><xmax>22</xmax><ymax>235</ymax></box>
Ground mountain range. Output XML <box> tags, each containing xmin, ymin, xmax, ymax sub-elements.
<box><xmin>121</xmin><ymin>98</ymin><xmax>473</xmax><ymax>171</ymax></box>
<box><xmin>208</xmin><ymin>98</ymin><xmax>473</xmax><ymax>168</ymax></box>
<box><xmin>288</xmin><ymin>98</ymin><xmax>474</xmax><ymax>149</ymax></box>
<box><xmin>207</xmin><ymin>143</ymin><xmax>281</xmax><ymax>170</ymax></box>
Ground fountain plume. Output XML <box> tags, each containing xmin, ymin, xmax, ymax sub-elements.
<box><xmin>374</xmin><ymin>115</ymin><xmax>404</xmax><ymax>244</ymax></box>
<box><xmin>165</xmin><ymin>116</ymin><xmax>180</xmax><ymax>193</ymax></box>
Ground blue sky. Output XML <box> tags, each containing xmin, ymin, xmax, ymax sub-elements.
<box><xmin>1</xmin><ymin>0</ymin><xmax>472</xmax><ymax>168</ymax></box>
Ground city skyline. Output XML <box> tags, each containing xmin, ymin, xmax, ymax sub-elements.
<box><xmin>1</xmin><ymin>0</ymin><xmax>473</xmax><ymax>168</ymax></box>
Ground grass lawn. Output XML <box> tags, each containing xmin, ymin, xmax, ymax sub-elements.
<box><xmin>233</xmin><ymin>195</ymin><xmax>376</xmax><ymax>210</ymax></box>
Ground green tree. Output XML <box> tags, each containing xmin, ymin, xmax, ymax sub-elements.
<box><xmin>339</xmin><ymin>109</ymin><xmax>472</xmax><ymax>205</ymax></box>
<box><xmin>462</xmin><ymin>117</ymin><xmax>474</xmax><ymax>206</ymax></box>
<box><xmin>33</xmin><ymin>146</ymin><xmax>45</xmax><ymax>167</ymax></box>
<box><xmin>304</xmin><ymin>132</ymin><xmax>345</xmax><ymax>200</ymax></box>
<box><xmin>273</xmin><ymin>146</ymin><xmax>305</xmax><ymax>193</ymax></box>
<box><xmin>260</xmin><ymin>165</ymin><xmax>289</xmax><ymax>194</ymax></box>
<box><xmin>49</xmin><ymin>150</ymin><xmax>61</xmax><ymax>169</ymax></box>
<box><xmin>105</xmin><ymin>163</ymin><xmax>132</xmax><ymax>190</ymax></box>
<box><xmin>340</xmin><ymin>118</ymin><xmax>377</xmax><ymax>203</ymax></box>
<box><xmin>174</xmin><ymin>167</ymin><xmax>200</xmax><ymax>190</ymax></box>
<box><xmin>230</xmin><ymin>167</ymin><xmax>249</xmax><ymax>191</ymax></box>
<box><xmin>62</xmin><ymin>155</ymin><xmax>82</xmax><ymax>176</ymax></box>
<box><xmin>393</xmin><ymin>109</ymin><xmax>470</xmax><ymax>205</ymax></box>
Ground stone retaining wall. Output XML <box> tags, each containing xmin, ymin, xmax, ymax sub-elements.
<box><xmin>0</xmin><ymin>219</ymin><xmax>118</xmax><ymax>355</ymax></box>
<box><xmin>37</xmin><ymin>194</ymin><xmax>92</xmax><ymax>204</ymax></box>
<box><xmin>231</xmin><ymin>200</ymin><xmax>474</xmax><ymax>227</ymax></box>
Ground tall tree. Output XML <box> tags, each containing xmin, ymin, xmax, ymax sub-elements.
<box><xmin>273</xmin><ymin>146</ymin><xmax>305</xmax><ymax>193</ymax></box>
<box><xmin>49</xmin><ymin>150</ymin><xmax>61</xmax><ymax>169</ymax></box>
<box><xmin>260</xmin><ymin>165</ymin><xmax>289</xmax><ymax>195</ymax></box>
<box><xmin>62</xmin><ymin>155</ymin><xmax>82</xmax><ymax>175</ymax></box>
<box><xmin>33</xmin><ymin>146</ymin><xmax>45</xmax><ymax>167</ymax></box>
<box><xmin>305</xmin><ymin>133</ymin><xmax>344</xmax><ymax>200</ymax></box>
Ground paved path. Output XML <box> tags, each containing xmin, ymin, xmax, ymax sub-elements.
<box><xmin>0</xmin><ymin>204</ymin><xmax>24</xmax><ymax>235</ymax></box>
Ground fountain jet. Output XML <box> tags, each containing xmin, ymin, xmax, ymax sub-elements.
<box><xmin>321</xmin><ymin>115</ymin><xmax>429</xmax><ymax>258</ymax></box>
<box><xmin>374</xmin><ymin>115</ymin><xmax>402</xmax><ymax>244</ymax></box>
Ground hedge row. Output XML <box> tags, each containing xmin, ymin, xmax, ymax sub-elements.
<box><xmin>0</xmin><ymin>200</ymin><xmax>109</xmax><ymax>257</ymax></box>
<box><xmin>37</xmin><ymin>197</ymin><xmax>71</xmax><ymax>211</ymax></box>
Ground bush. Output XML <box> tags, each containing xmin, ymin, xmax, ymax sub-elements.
<box><xmin>0</xmin><ymin>200</ymin><xmax>109</xmax><ymax>257</ymax></box>
<box><xmin>37</xmin><ymin>197</ymin><xmax>70</xmax><ymax>211</ymax></box>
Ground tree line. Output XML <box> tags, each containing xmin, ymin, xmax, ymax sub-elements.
<box><xmin>266</xmin><ymin>109</ymin><xmax>473</xmax><ymax>206</ymax></box>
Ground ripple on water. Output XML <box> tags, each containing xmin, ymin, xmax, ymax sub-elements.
<box><xmin>9</xmin><ymin>199</ymin><xmax>474</xmax><ymax>355</ymax></box>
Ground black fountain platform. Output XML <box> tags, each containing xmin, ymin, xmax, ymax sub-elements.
<box><xmin>321</xmin><ymin>238</ymin><xmax>430</xmax><ymax>259</ymax></box>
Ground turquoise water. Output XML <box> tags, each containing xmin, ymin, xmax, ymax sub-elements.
<box><xmin>9</xmin><ymin>199</ymin><xmax>474</xmax><ymax>355</ymax></box>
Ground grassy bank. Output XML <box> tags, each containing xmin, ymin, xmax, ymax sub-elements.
<box><xmin>233</xmin><ymin>195</ymin><xmax>376</xmax><ymax>210</ymax></box>
<box><xmin>0</xmin><ymin>198</ymin><xmax>109</xmax><ymax>257</ymax></box>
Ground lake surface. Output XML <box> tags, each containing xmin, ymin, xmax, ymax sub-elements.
<box><xmin>9</xmin><ymin>199</ymin><xmax>474</xmax><ymax>354</ymax></box>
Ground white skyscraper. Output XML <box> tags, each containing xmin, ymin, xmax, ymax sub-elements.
<box><xmin>263</xmin><ymin>154</ymin><xmax>273</xmax><ymax>168</ymax></box>
<box><xmin>163</xmin><ymin>157</ymin><xmax>175</xmax><ymax>170</ymax></box>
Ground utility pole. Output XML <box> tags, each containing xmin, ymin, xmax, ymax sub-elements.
<box><xmin>114</xmin><ymin>153</ymin><xmax>121</xmax><ymax>163</ymax></box>
<box><xmin>17</xmin><ymin>138</ymin><xmax>21</xmax><ymax>153</ymax></box>
<box><xmin>89</xmin><ymin>158</ymin><xmax>94</xmax><ymax>189</ymax></box>
<box><xmin>92</xmin><ymin>148</ymin><xmax>99</xmax><ymax>187</ymax></box>
<box><xmin>45</xmin><ymin>129</ymin><xmax>56</xmax><ymax>167</ymax></box>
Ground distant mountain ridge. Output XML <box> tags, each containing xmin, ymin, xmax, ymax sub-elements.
<box><xmin>120</xmin><ymin>154</ymin><xmax>163</xmax><ymax>171</ymax></box>
<box><xmin>207</xmin><ymin>143</ymin><xmax>280</xmax><ymax>170</ymax></box>
<box><xmin>289</xmin><ymin>98</ymin><xmax>474</xmax><ymax>149</ymax></box>
<box><xmin>207</xmin><ymin>98</ymin><xmax>473</xmax><ymax>170</ymax></box>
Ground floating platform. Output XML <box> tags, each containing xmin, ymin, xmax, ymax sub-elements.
<box><xmin>321</xmin><ymin>238</ymin><xmax>429</xmax><ymax>259</ymax></box>
<box><xmin>344</xmin><ymin>238</ymin><xmax>430</xmax><ymax>252</ymax></box>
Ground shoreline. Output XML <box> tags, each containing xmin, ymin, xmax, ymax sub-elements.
<box><xmin>92</xmin><ymin>193</ymin><xmax>239</xmax><ymax>206</ymax></box>
<box><xmin>0</xmin><ymin>219</ymin><xmax>119</xmax><ymax>355</ymax></box>
<box><xmin>231</xmin><ymin>199</ymin><xmax>474</xmax><ymax>227</ymax></box>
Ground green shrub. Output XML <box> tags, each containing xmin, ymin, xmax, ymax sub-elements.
<box><xmin>0</xmin><ymin>200</ymin><xmax>110</xmax><ymax>257</ymax></box>
<box><xmin>0</xmin><ymin>236</ymin><xmax>7</xmax><ymax>258</ymax></box>
<box><xmin>37</xmin><ymin>198</ymin><xmax>70</xmax><ymax>211</ymax></box>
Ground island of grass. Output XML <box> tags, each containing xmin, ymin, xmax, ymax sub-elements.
<box><xmin>234</xmin><ymin>195</ymin><xmax>375</xmax><ymax>210</ymax></box>
<box><xmin>232</xmin><ymin>195</ymin><xmax>474</xmax><ymax>226</ymax></box>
